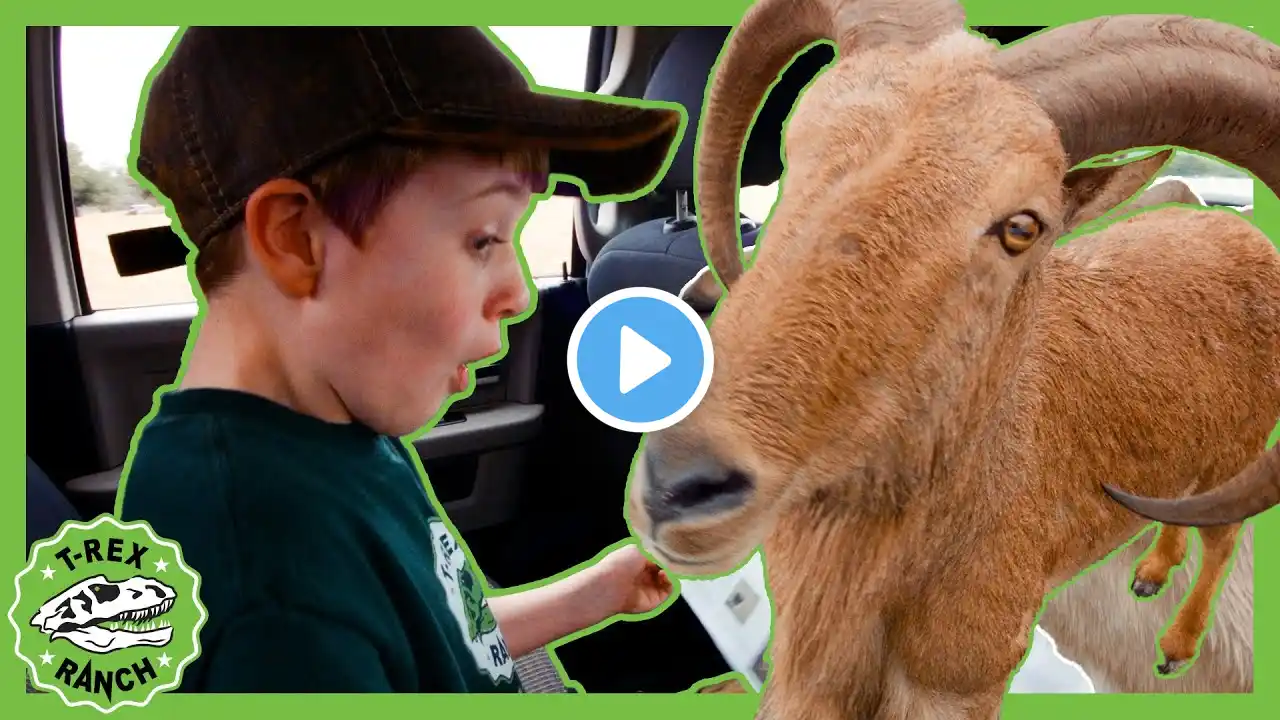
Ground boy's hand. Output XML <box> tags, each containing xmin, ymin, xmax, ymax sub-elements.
<box><xmin>487</xmin><ymin>543</ymin><xmax>675</xmax><ymax>655</ymax></box>
<box><xmin>590</xmin><ymin>544</ymin><xmax>675</xmax><ymax>616</ymax></box>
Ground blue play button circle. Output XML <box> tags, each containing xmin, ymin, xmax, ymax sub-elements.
<box><xmin>568</xmin><ymin>287</ymin><xmax>715</xmax><ymax>433</ymax></box>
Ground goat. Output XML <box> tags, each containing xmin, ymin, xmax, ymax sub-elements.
<box><xmin>1124</xmin><ymin>178</ymin><xmax>1203</xmax><ymax>211</ymax></box>
<box><xmin>625</xmin><ymin>2</ymin><xmax>1280</xmax><ymax>718</ymax></box>
<box><xmin>677</xmin><ymin>178</ymin><xmax>1258</xmax><ymax>697</ymax></box>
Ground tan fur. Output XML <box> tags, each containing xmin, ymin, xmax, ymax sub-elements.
<box><xmin>678</xmin><ymin>185</ymin><xmax>1259</xmax><ymax>697</ymax></box>
<box><xmin>629</xmin><ymin>3</ymin><xmax>1278</xmax><ymax>718</ymax></box>
<box><xmin>1013</xmin><ymin>181</ymin><xmax>1256</xmax><ymax>695</ymax></box>
<box><xmin>1125</xmin><ymin>178</ymin><xmax>1204</xmax><ymax>211</ymax></box>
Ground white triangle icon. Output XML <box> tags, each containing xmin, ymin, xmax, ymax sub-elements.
<box><xmin>619</xmin><ymin>325</ymin><xmax>671</xmax><ymax>395</ymax></box>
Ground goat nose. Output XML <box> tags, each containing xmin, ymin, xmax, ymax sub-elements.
<box><xmin>643</xmin><ymin>453</ymin><xmax>754</xmax><ymax>526</ymax></box>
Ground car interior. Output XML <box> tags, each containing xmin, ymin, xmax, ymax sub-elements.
<box><xmin>27</xmin><ymin>24</ymin><xmax>1050</xmax><ymax>693</ymax></box>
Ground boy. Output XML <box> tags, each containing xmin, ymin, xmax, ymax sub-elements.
<box><xmin>115</xmin><ymin>26</ymin><xmax>685</xmax><ymax>693</ymax></box>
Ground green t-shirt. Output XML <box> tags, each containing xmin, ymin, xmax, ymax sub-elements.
<box><xmin>116</xmin><ymin>388</ymin><xmax>521</xmax><ymax>693</ymax></box>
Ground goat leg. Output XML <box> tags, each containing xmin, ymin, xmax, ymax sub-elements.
<box><xmin>1131</xmin><ymin>524</ymin><xmax>1188</xmax><ymax>598</ymax></box>
<box><xmin>1155</xmin><ymin>523</ymin><xmax>1243</xmax><ymax>675</ymax></box>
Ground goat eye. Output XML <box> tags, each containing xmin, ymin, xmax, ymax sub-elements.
<box><xmin>997</xmin><ymin>213</ymin><xmax>1041</xmax><ymax>254</ymax></box>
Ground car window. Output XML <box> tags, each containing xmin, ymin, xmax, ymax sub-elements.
<box><xmin>59</xmin><ymin>26</ymin><xmax>591</xmax><ymax>311</ymax></box>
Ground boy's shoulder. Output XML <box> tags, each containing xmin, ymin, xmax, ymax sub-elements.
<box><xmin>123</xmin><ymin>388</ymin><xmax>423</xmax><ymax>505</ymax></box>
<box><xmin>119</xmin><ymin>389</ymin><xmax>433</xmax><ymax>602</ymax></box>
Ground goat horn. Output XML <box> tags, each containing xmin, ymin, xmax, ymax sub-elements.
<box><xmin>694</xmin><ymin>0</ymin><xmax>966</xmax><ymax>290</ymax></box>
<box><xmin>1102</xmin><ymin>444</ymin><xmax>1280</xmax><ymax>526</ymax></box>
<box><xmin>995</xmin><ymin>16</ymin><xmax>1280</xmax><ymax>195</ymax></box>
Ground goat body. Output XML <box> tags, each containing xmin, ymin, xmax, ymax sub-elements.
<box><xmin>734</xmin><ymin>208</ymin><xmax>1275</xmax><ymax>720</ymax></box>
<box><xmin>747</xmin><ymin>202</ymin><xmax>1274</xmax><ymax>717</ymax></box>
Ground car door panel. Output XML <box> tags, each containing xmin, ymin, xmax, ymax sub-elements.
<box><xmin>61</xmin><ymin>291</ymin><xmax>553</xmax><ymax>537</ymax></box>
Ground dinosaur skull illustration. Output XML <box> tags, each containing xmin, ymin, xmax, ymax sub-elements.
<box><xmin>30</xmin><ymin>575</ymin><xmax>177</xmax><ymax>654</ymax></box>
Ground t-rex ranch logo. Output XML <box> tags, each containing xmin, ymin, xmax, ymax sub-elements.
<box><xmin>428</xmin><ymin>519</ymin><xmax>515</xmax><ymax>685</ymax></box>
<box><xmin>9</xmin><ymin>515</ymin><xmax>207</xmax><ymax>713</ymax></box>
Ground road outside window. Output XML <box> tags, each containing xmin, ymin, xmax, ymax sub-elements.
<box><xmin>59</xmin><ymin>26</ymin><xmax>591</xmax><ymax>311</ymax></box>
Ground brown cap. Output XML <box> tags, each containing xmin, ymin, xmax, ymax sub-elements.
<box><xmin>120</xmin><ymin>26</ymin><xmax>683</xmax><ymax>271</ymax></box>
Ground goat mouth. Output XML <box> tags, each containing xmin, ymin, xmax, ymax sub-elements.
<box><xmin>645</xmin><ymin>539</ymin><xmax>745</xmax><ymax>574</ymax></box>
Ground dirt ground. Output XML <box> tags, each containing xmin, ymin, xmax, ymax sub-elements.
<box><xmin>74</xmin><ymin>186</ymin><xmax>781</xmax><ymax>311</ymax></box>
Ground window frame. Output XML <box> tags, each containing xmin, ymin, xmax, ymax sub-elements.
<box><xmin>48</xmin><ymin>27</ymin><xmax>95</xmax><ymax>314</ymax></box>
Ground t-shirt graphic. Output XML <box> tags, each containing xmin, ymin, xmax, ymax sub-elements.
<box><xmin>429</xmin><ymin>519</ymin><xmax>515</xmax><ymax>684</ymax></box>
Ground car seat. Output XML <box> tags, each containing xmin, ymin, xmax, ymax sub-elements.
<box><xmin>25</xmin><ymin>457</ymin><xmax>82</xmax><ymax>693</ymax></box>
<box><xmin>26</xmin><ymin>456</ymin><xmax>81</xmax><ymax>554</ymax></box>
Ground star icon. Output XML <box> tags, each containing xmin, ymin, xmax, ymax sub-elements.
<box><xmin>39</xmin><ymin>651</ymin><xmax>54</xmax><ymax>665</ymax></box>
<box><xmin>157</xmin><ymin>653</ymin><xmax>172</xmax><ymax>667</ymax></box>
<box><xmin>40</xmin><ymin>565</ymin><xmax>55</xmax><ymax>580</ymax></box>
<box><xmin>153</xmin><ymin>558</ymin><xmax>169</xmax><ymax>573</ymax></box>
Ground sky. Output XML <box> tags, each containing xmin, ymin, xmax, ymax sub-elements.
<box><xmin>59</xmin><ymin>26</ymin><xmax>593</xmax><ymax>170</ymax></box>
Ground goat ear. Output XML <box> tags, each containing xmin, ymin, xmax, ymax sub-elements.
<box><xmin>679</xmin><ymin>245</ymin><xmax>759</xmax><ymax>315</ymax></box>
<box><xmin>1061</xmin><ymin>149</ymin><xmax>1174</xmax><ymax>231</ymax></box>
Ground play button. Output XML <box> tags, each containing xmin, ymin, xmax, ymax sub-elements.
<box><xmin>619</xmin><ymin>325</ymin><xmax>671</xmax><ymax>394</ymax></box>
<box><xmin>568</xmin><ymin>287</ymin><xmax>714</xmax><ymax>433</ymax></box>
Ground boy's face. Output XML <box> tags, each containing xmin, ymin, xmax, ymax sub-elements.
<box><xmin>284</xmin><ymin>149</ymin><xmax>534</xmax><ymax>436</ymax></box>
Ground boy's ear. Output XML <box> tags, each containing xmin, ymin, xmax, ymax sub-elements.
<box><xmin>243</xmin><ymin>179</ymin><xmax>325</xmax><ymax>298</ymax></box>
<box><xmin>1061</xmin><ymin>149</ymin><xmax>1174</xmax><ymax>232</ymax></box>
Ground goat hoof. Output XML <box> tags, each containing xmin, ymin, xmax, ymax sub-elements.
<box><xmin>1157</xmin><ymin>659</ymin><xmax>1187</xmax><ymax>676</ymax></box>
<box><xmin>1131</xmin><ymin>577</ymin><xmax>1162</xmax><ymax>598</ymax></box>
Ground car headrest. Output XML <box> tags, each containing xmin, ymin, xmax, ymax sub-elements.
<box><xmin>646</xmin><ymin>26</ymin><xmax>835</xmax><ymax>194</ymax></box>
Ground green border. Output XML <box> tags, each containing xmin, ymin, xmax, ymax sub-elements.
<box><xmin>7</xmin><ymin>1</ymin><xmax>1278</xmax><ymax>717</ymax></box>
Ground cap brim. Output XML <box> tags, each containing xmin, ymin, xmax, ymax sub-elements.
<box><xmin>383</xmin><ymin>89</ymin><xmax>684</xmax><ymax>199</ymax></box>
<box><xmin>109</xmin><ymin>91</ymin><xmax>682</xmax><ymax>277</ymax></box>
